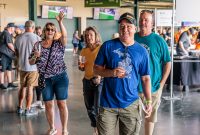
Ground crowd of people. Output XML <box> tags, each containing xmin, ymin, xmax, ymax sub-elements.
<box><xmin>155</xmin><ymin>25</ymin><xmax>200</xmax><ymax>57</ymax></box>
<box><xmin>0</xmin><ymin>12</ymin><xmax>69</xmax><ymax>135</ymax></box>
<box><xmin>0</xmin><ymin>10</ymin><xmax>174</xmax><ymax>135</ymax></box>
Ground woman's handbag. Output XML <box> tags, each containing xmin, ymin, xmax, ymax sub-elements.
<box><xmin>38</xmin><ymin>74</ymin><xmax>46</xmax><ymax>90</ymax></box>
<box><xmin>38</xmin><ymin>42</ymin><xmax>53</xmax><ymax>90</ymax></box>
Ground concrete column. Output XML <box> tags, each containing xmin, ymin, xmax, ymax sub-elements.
<box><xmin>80</xmin><ymin>16</ymin><xmax>87</xmax><ymax>34</ymax></box>
<box><xmin>0</xmin><ymin>8</ymin><xmax>5</xmax><ymax>31</ymax></box>
<box><xmin>29</xmin><ymin>0</ymin><xmax>37</xmax><ymax>22</ymax></box>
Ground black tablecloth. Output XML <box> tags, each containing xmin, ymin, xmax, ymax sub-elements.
<box><xmin>167</xmin><ymin>59</ymin><xmax>200</xmax><ymax>85</ymax></box>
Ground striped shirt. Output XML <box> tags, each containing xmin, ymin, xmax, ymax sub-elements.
<box><xmin>30</xmin><ymin>40</ymin><xmax>66</xmax><ymax>78</ymax></box>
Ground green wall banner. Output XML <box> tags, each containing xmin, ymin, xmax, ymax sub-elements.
<box><xmin>41</xmin><ymin>5</ymin><xmax>73</xmax><ymax>19</ymax></box>
<box><xmin>46</xmin><ymin>0</ymin><xmax>66</xmax><ymax>1</ymax></box>
<box><xmin>85</xmin><ymin>0</ymin><xmax>120</xmax><ymax>7</ymax></box>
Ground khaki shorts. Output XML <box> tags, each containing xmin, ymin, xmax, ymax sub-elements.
<box><xmin>97</xmin><ymin>100</ymin><xmax>142</xmax><ymax>135</ymax></box>
<box><xmin>20</xmin><ymin>71</ymin><xmax>39</xmax><ymax>87</ymax></box>
<box><xmin>139</xmin><ymin>87</ymin><xmax>163</xmax><ymax>123</ymax></box>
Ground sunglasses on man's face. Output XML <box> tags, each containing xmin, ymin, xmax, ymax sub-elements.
<box><xmin>46</xmin><ymin>28</ymin><xmax>55</xmax><ymax>32</ymax></box>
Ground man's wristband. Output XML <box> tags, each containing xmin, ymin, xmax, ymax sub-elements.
<box><xmin>145</xmin><ymin>99</ymin><xmax>152</xmax><ymax>105</ymax></box>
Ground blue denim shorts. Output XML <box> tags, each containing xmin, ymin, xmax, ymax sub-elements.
<box><xmin>42</xmin><ymin>71</ymin><xmax>69</xmax><ymax>101</ymax></box>
<box><xmin>73</xmin><ymin>43</ymin><xmax>78</xmax><ymax>48</ymax></box>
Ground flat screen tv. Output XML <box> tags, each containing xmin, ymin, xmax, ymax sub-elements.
<box><xmin>42</xmin><ymin>5</ymin><xmax>73</xmax><ymax>19</ymax></box>
<box><xmin>93</xmin><ymin>8</ymin><xmax>120</xmax><ymax>20</ymax></box>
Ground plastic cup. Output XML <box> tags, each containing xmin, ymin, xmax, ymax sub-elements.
<box><xmin>79</xmin><ymin>56</ymin><xmax>86</xmax><ymax>68</ymax></box>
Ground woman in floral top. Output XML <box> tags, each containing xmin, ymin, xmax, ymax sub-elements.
<box><xmin>29</xmin><ymin>12</ymin><xmax>69</xmax><ymax>135</ymax></box>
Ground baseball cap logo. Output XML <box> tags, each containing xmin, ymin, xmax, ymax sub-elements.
<box><xmin>126</xmin><ymin>15</ymin><xmax>133</xmax><ymax>20</ymax></box>
<box><xmin>118</xmin><ymin>12</ymin><xmax>136</xmax><ymax>25</ymax></box>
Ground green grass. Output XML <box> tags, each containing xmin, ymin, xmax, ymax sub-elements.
<box><xmin>48</xmin><ymin>11</ymin><xmax>59</xmax><ymax>18</ymax></box>
<box><xmin>99</xmin><ymin>12</ymin><xmax>114</xmax><ymax>20</ymax></box>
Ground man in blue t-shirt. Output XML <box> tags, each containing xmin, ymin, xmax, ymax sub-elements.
<box><xmin>135</xmin><ymin>10</ymin><xmax>171</xmax><ymax>135</ymax></box>
<box><xmin>94</xmin><ymin>12</ymin><xmax>152</xmax><ymax>135</ymax></box>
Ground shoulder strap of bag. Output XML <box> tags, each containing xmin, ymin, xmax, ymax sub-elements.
<box><xmin>43</xmin><ymin>41</ymin><xmax>54</xmax><ymax>74</ymax></box>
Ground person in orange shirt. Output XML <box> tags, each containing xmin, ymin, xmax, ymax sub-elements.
<box><xmin>195</xmin><ymin>31</ymin><xmax>200</xmax><ymax>50</ymax></box>
<box><xmin>195</xmin><ymin>43</ymin><xmax>200</xmax><ymax>50</ymax></box>
<box><xmin>78</xmin><ymin>26</ymin><xmax>102</xmax><ymax>135</ymax></box>
<box><xmin>175</xmin><ymin>27</ymin><xmax>185</xmax><ymax>44</ymax></box>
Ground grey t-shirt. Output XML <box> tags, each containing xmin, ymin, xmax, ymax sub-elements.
<box><xmin>176</xmin><ymin>31</ymin><xmax>190</xmax><ymax>56</ymax></box>
<box><xmin>15</xmin><ymin>32</ymin><xmax>41</xmax><ymax>71</ymax></box>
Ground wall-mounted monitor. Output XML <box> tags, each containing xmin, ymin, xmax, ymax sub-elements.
<box><xmin>93</xmin><ymin>8</ymin><xmax>120</xmax><ymax>20</ymax></box>
<box><xmin>42</xmin><ymin>5</ymin><xmax>73</xmax><ymax>19</ymax></box>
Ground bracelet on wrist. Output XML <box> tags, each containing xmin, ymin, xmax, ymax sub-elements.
<box><xmin>145</xmin><ymin>99</ymin><xmax>152</xmax><ymax>105</ymax></box>
<box><xmin>32</xmin><ymin>58</ymin><xmax>37</xmax><ymax>61</ymax></box>
<box><xmin>32</xmin><ymin>55</ymin><xmax>37</xmax><ymax>60</ymax></box>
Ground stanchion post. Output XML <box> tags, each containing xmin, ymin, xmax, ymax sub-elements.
<box><xmin>163</xmin><ymin>0</ymin><xmax>181</xmax><ymax>101</ymax></box>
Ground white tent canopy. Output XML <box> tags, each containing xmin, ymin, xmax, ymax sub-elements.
<box><xmin>176</xmin><ymin>0</ymin><xmax>200</xmax><ymax>22</ymax></box>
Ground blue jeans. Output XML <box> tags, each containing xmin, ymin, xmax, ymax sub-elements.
<box><xmin>42</xmin><ymin>71</ymin><xmax>69</xmax><ymax>101</ymax></box>
<box><xmin>82</xmin><ymin>78</ymin><xmax>103</xmax><ymax>127</ymax></box>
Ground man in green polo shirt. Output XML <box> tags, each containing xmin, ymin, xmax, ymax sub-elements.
<box><xmin>135</xmin><ymin>10</ymin><xmax>171</xmax><ymax>135</ymax></box>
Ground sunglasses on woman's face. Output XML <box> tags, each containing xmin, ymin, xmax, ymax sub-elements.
<box><xmin>46</xmin><ymin>28</ymin><xmax>55</xmax><ymax>32</ymax></box>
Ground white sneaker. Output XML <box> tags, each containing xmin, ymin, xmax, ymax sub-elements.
<box><xmin>62</xmin><ymin>131</ymin><xmax>69</xmax><ymax>135</ymax></box>
<box><xmin>31</xmin><ymin>101</ymin><xmax>42</xmax><ymax>107</ymax></box>
<box><xmin>48</xmin><ymin>128</ymin><xmax>57</xmax><ymax>135</ymax></box>
<box><xmin>38</xmin><ymin>103</ymin><xmax>45</xmax><ymax>109</ymax></box>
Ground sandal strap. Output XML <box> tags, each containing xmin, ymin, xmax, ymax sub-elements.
<box><xmin>62</xmin><ymin>130</ymin><xmax>69</xmax><ymax>135</ymax></box>
<box><xmin>49</xmin><ymin>128</ymin><xmax>57</xmax><ymax>135</ymax></box>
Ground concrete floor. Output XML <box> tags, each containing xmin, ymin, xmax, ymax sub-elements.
<box><xmin>0</xmin><ymin>51</ymin><xmax>200</xmax><ymax>135</ymax></box>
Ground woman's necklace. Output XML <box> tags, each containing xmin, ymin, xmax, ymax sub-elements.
<box><xmin>42</xmin><ymin>40</ymin><xmax>53</xmax><ymax>48</ymax></box>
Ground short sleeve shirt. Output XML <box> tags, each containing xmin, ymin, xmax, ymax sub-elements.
<box><xmin>1</xmin><ymin>30</ymin><xmax>13</xmax><ymax>44</ymax></box>
<box><xmin>0</xmin><ymin>30</ymin><xmax>13</xmax><ymax>51</ymax></box>
<box><xmin>15</xmin><ymin>32</ymin><xmax>41</xmax><ymax>71</ymax></box>
<box><xmin>29</xmin><ymin>40</ymin><xmax>66</xmax><ymax>78</ymax></box>
<box><xmin>176</xmin><ymin>32</ymin><xmax>190</xmax><ymax>56</ymax></box>
<box><xmin>135</xmin><ymin>33</ymin><xmax>171</xmax><ymax>93</ymax></box>
<box><xmin>80</xmin><ymin>45</ymin><xmax>101</xmax><ymax>79</ymax></box>
<box><xmin>0</xmin><ymin>30</ymin><xmax>13</xmax><ymax>59</ymax></box>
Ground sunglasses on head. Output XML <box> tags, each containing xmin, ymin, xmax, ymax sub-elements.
<box><xmin>140</xmin><ymin>10</ymin><xmax>153</xmax><ymax>14</ymax></box>
<box><xmin>46</xmin><ymin>28</ymin><xmax>55</xmax><ymax>32</ymax></box>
